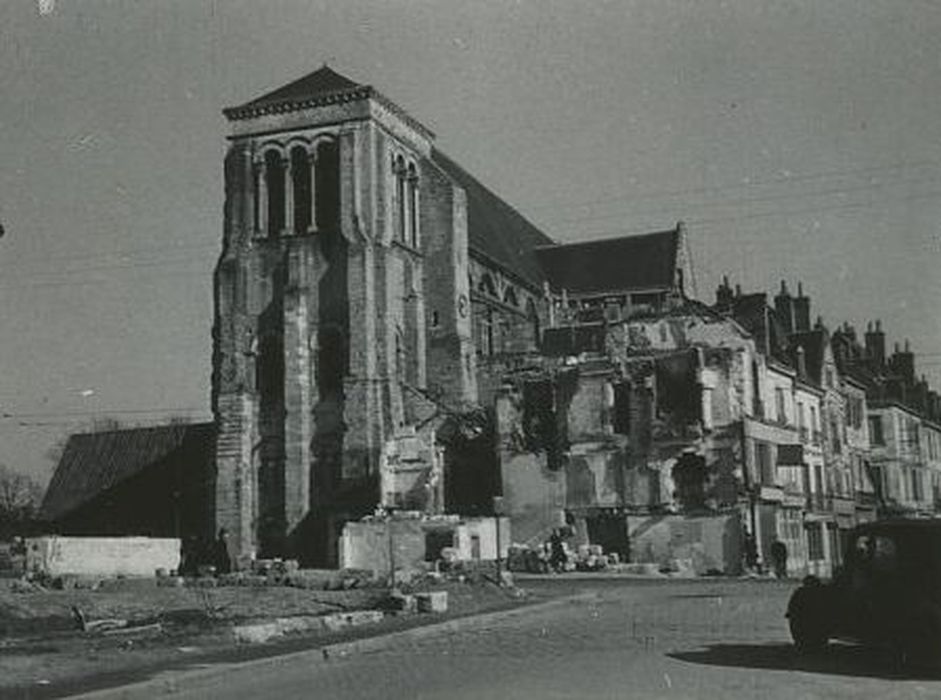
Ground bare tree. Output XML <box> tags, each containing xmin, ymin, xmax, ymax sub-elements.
<box><xmin>0</xmin><ymin>464</ymin><xmax>44</xmax><ymax>535</ymax></box>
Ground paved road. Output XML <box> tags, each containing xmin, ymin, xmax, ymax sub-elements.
<box><xmin>75</xmin><ymin>579</ymin><xmax>941</xmax><ymax>700</ymax></box>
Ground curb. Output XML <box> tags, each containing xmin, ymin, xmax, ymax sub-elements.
<box><xmin>68</xmin><ymin>592</ymin><xmax>595</xmax><ymax>699</ymax></box>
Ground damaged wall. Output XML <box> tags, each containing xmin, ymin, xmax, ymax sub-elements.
<box><xmin>380</xmin><ymin>428</ymin><xmax>444</xmax><ymax>512</ymax></box>
<box><xmin>339</xmin><ymin>516</ymin><xmax>509</xmax><ymax>572</ymax></box>
<box><xmin>626</xmin><ymin>513</ymin><xmax>742</xmax><ymax>575</ymax></box>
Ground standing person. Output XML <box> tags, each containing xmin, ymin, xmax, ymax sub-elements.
<box><xmin>770</xmin><ymin>538</ymin><xmax>788</xmax><ymax>579</ymax></box>
<box><xmin>549</xmin><ymin>529</ymin><xmax>566</xmax><ymax>573</ymax></box>
<box><xmin>744</xmin><ymin>532</ymin><xmax>759</xmax><ymax>573</ymax></box>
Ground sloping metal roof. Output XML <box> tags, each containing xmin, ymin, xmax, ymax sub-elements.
<box><xmin>535</xmin><ymin>228</ymin><xmax>679</xmax><ymax>295</ymax></box>
<box><xmin>432</xmin><ymin>149</ymin><xmax>554</xmax><ymax>289</ymax></box>
<box><xmin>41</xmin><ymin>423</ymin><xmax>215</xmax><ymax>522</ymax></box>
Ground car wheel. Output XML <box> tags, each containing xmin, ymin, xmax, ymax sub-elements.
<box><xmin>789</xmin><ymin>609</ymin><xmax>828</xmax><ymax>652</ymax></box>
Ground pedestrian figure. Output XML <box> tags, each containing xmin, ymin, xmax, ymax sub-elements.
<box><xmin>770</xmin><ymin>538</ymin><xmax>788</xmax><ymax>579</ymax></box>
<box><xmin>744</xmin><ymin>532</ymin><xmax>759</xmax><ymax>573</ymax></box>
<box><xmin>549</xmin><ymin>529</ymin><xmax>566</xmax><ymax>573</ymax></box>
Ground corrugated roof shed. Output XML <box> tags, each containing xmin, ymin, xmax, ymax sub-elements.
<box><xmin>41</xmin><ymin>423</ymin><xmax>215</xmax><ymax>522</ymax></box>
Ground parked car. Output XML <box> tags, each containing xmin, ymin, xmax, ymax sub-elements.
<box><xmin>787</xmin><ymin>519</ymin><xmax>941</xmax><ymax>665</ymax></box>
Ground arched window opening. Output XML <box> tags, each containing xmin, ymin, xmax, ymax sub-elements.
<box><xmin>475</xmin><ymin>307</ymin><xmax>495</xmax><ymax>357</ymax></box>
<box><xmin>315</xmin><ymin>140</ymin><xmax>339</xmax><ymax>230</ymax></box>
<box><xmin>503</xmin><ymin>287</ymin><xmax>518</xmax><ymax>307</ymax></box>
<box><xmin>407</xmin><ymin>163</ymin><xmax>419</xmax><ymax>248</ymax></box>
<box><xmin>264</xmin><ymin>150</ymin><xmax>286</xmax><ymax>236</ymax></box>
<box><xmin>290</xmin><ymin>146</ymin><xmax>311</xmax><ymax>234</ymax></box>
<box><xmin>394</xmin><ymin>330</ymin><xmax>406</xmax><ymax>381</ymax></box>
<box><xmin>478</xmin><ymin>274</ymin><xmax>497</xmax><ymax>297</ymax></box>
<box><xmin>394</xmin><ymin>156</ymin><xmax>406</xmax><ymax>242</ymax></box>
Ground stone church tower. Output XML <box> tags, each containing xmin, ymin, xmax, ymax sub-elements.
<box><xmin>213</xmin><ymin>66</ymin><xmax>550</xmax><ymax>566</ymax></box>
<box><xmin>213</xmin><ymin>67</ymin><xmax>478</xmax><ymax>565</ymax></box>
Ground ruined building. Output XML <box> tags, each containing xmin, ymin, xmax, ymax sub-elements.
<box><xmin>40</xmin><ymin>66</ymin><xmax>702</xmax><ymax>571</ymax></box>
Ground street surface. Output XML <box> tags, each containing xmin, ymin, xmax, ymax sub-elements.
<box><xmin>74</xmin><ymin>578</ymin><xmax>941</xmax><ymax>700</ymax></box>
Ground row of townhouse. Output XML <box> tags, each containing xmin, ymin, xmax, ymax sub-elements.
<box><xmin>716</xmin><ymin>278</ymin><xmax>941</xmax><ymax>577</ymax></box>
<box><xmin>496</xmin><ymin>257</ymin><xmax>941</xmax><ymax>578</ymax></box>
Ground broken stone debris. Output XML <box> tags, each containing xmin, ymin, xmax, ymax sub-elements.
<box><xmin>233</xmin><ymin>610</ymin><xmax>385</xmax><ymax>644</ymax></box>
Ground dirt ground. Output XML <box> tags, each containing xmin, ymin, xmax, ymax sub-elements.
<box><xmin>0</xmin><ymin>575</ymin><xmax>536</xmax><ymax>698</ymax></box>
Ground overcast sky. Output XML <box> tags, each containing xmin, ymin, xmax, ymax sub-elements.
<box><xmin>2</xmin><ymin>0</ymin><xmax>941</xmax><ymax>482</ymax></box>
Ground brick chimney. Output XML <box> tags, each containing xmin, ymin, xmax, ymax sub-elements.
<box><xmin>715</xmin><ymin>275</ymin><xmax>734</xmax><ymax>312</ymax></box>
<box><xmin>890</xmin><ymin>339</ymin><xmax>916</xmax><ymax>386</ymax></box>
<box><xmin>774</xmin><ymin>280</ymin><xmax>794</xmax><ymax>335</ymax></box>
<box><xmin>865</xmin><ymin>320</ymin><xmax>885</xmax><ymax>368</ymax></box>
<box><xmin>793</xmin><ymin>282</ymin><xmax>811</xmax><ymax>332</ymax></box>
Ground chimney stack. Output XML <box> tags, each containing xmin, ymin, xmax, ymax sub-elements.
<box><xmin>793</xmin><ymin>282</ymin><xmax>811</xmax><ymax>332</ymax></box>
<box><xmin>715</xmin><ymin>275</ymin><xmax>734</xmax><ymax>311</ymax></box>
<box><xmin>894</xmin><ymin>339</ymin><xmax>915</xmax><ymax>386</ymax></box>
<box><xmin>865</xmin><ymin>320</ymin><xmax>885</xmax><ymax>368</ymax></box>
<box><xmin>774</xmin><ymin>280</ymin><xmax>794</xmax><ymax>335</ymax></box>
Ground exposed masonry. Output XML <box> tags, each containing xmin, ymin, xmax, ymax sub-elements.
<box><xmin>213</xmin><ymin>68</ymin><xmax>545</xmax><ymax>566</ymax></box>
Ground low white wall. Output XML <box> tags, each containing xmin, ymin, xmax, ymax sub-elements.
<box><xmin>454</xmin><ymin>517</ymin><xmax>511</xmax><ymax>560</ymax></box>
<box><xmin>26</xmin><ymin>536</ymin><xmax>181</xmax><ymax>577</ymax></box>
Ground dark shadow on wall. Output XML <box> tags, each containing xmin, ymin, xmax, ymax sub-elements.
<box><xmin>442</xmin><ymin>408</ymin><xmax>499</xmax><ymax>516</ymax></box>
<box><xmin>669</xmin><ymin>642</ymin><xmax>941</xmax><ymax>681</ymax></box>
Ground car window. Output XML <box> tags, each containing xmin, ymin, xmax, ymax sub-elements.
<box><xmin>853</xmin><ymin>534</ymin><xmax>898</xmax><ymax>573</ymax></box>
<box><xmin>871</xmin><ymin>536</ymin><xmax>898</xmax><ymax>573</ymax></box>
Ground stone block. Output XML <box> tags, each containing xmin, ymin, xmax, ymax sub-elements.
<box><xmin>415</xmin><ymin>590</ymin><xmax>448</xmax><ymax>613</ymax></box>
<box><xmin>275</xmin><ymin>616</ymin><xmax>325</xmax><ymax>635</ymax></box>
<box><xmin>233</xmin><ymin>622</ymin><xmax>281</xmax><ymax>644</ymax></box>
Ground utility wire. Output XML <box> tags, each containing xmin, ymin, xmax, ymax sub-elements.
<box><xmin>573</xmin><ymin>187</ymin><xmax>941</xmax><ymax>240</ymax></box>
<box><xmin>522</xmin><ymin>158</ymin><xmax>941</xmax><ymax>214</ymax></box>
<box><xmin>547</xmin><ymin>172</ymin><xmax>941</xmax><ymax>227</ymax></box>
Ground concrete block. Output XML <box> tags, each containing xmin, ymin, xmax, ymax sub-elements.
<box><xmin>415</xmin><ymin>591</ymin><xmax>448</xmax><ymax>613</ymax></box>
<box><xmin>233</xmin><ymin>622</ymin><xmax>281</xmax><ymax>644</ymax></box>
<box><xmin>275</xmin><ymin>616</ymin><xmax>325</xmax><ymax>635</ymax></box>
<box><xmin>25</xmin><ymin>536</ymin><xmax>181</xmax><ymax>578</ymax></box>
<box><xmin>156</xmin><ymin>575</ymin><xmax>184</xmax><ymax>588</ymax></box>
<box><xmin>321</xmin><ymin>610</ymin><xmax>384</xmax><ymax>631</ymax></box>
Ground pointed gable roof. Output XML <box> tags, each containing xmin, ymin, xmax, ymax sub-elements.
<box><xmin>224</xmin><ymin>65</ymin><xmax>369</xmax><ymax>120</ymax></box>
<box><xmin>223</xmin><ymin>66</ymin><xmax>433</xmax><ymax>138</ymax></box>
<box><xmin>41</xmin><ymin>423</ymin><xmax>215</xmax><ymax>522</ymax></box>
<box><xmin>431</xmin><ymin>149</ymin><xmax>554</xmax><ymax>289</ymax></box>
<box><xmin>535</xmin><ymin>228</ymin><xmax>679</xmax><ymax>296</ymax></box>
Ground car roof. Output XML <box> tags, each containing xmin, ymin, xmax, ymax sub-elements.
<box><xmin>854</xmin><ymin>519</ymin><xmax>941</xmax><ymax>535</ymax></box>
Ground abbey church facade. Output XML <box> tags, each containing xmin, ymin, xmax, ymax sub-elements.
<box><xmin>212</xmin><ymin>67</ymin><xmax>551</xmax><ymax>565</ymax></box>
